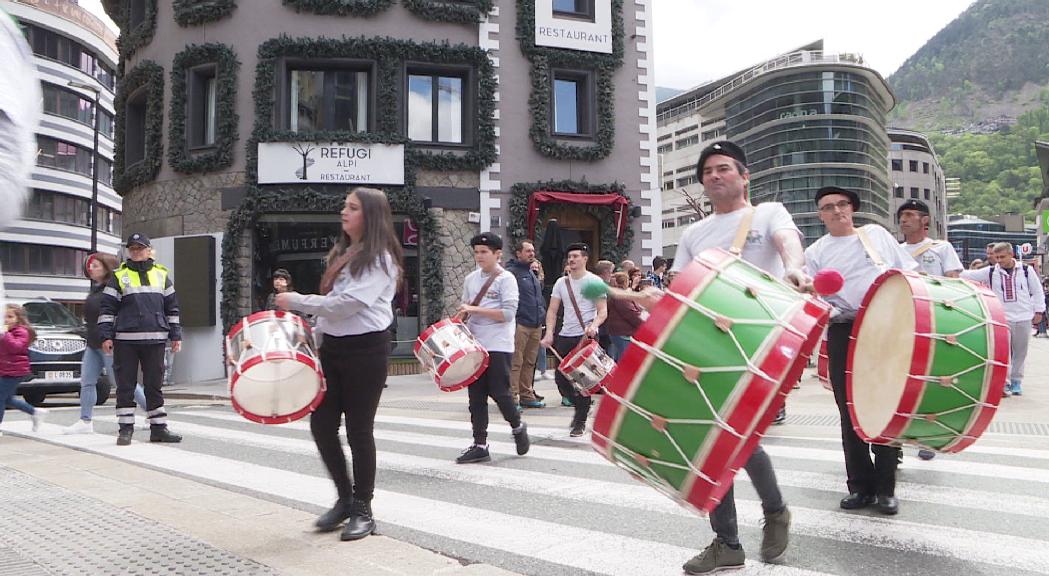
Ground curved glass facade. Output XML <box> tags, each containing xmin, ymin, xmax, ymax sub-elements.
<box><xmin>725</xmin><ymin>70</ymin><xmax>893</xmax><ymax>244</ymax></box>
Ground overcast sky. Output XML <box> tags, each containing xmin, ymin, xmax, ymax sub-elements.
<box><xmin>652</xmin><ymin>0</ymin><xmax>977</xmax><ymax>90</ymax></box>
<box><xmin>79</xmin><ymin>0</ymin><xmax>976</xmax><ymax>89</ymax></box>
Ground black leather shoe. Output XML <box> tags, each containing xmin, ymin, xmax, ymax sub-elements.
<box><xmin>341</xmin><ymin>500</ymin><xmax>375</xmax><ymax>541</ymax></box>
<box><xmin>513</xmin><ymin>423</ymin><xmax>530</xmax><ymax>456</ymax></box>
<box><xmin>876</xmin><ymin>495</ymin><xmax>899</xmax><ymax>515</ymax></box>
<box><xmin>149</xmin><ymin>427</ymin><xmax>182</xmax><ymax>443</ymax></box>
<box><xmin>116</xmin><ymin>427</ymin><xmax>133</xmax><ymax>446</ymax></box>
<box><xmin>839</xmin><ymin>493</ymin><xmax>875</xmax><ymax>510</ymax></box>
<box><xmin>315</xmin><ymin>498</ymin><xmax>352</xmax><ymax>532</ymax></box>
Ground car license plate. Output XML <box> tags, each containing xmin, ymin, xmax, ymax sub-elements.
<box><xmin>45</xmin><ymin>371</ymin><xmax>75</xmax><ymax>379</ymax></box>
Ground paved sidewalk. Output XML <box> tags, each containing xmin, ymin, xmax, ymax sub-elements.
<box><xmin>0</xmin><ymin>437</ymin><xmax>520</xmax><ymax>576</ymax></box>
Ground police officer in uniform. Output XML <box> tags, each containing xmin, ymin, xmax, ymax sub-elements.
<box><xmin>99</xmin><ymin>233</ymin><xmax>183</xmax><ymax>445</ymax></box>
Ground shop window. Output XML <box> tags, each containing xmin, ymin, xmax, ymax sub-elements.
<box><xmin>407</xmin><ymin>69</ymin><xmax>468</xmax><ymax>145</ymax></box>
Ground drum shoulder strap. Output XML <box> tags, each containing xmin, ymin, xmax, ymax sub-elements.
<box><xmin>910</xmin><ymin>238</ymin><xmax>944</xmax><ymax>258</ymax></box>
<box><xmin>855</xmin><ymin>226</ymin><xmax>885</xmax><ymax>268</ymax></box>
<box><xmin>729</xmin><ymin>205</ymin><xmax>756</xmax><ymax>255</ymax></box>
<box><xmin>469</xmin><ymin>267</ymin><xmax>502</xmax><ymax>307</ymax></box>
<box><xmin>564</xmin><ymin>275</ymin><xmax>588</xmax><ymax>333</ymax></box>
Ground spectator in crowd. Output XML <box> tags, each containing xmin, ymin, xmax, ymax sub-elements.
<box><xmin>620</xmin><ymin>259</ymin><xmax>637</xmax><ymax>276</ymax></box>
<box><xmin>628</xmin><ymin>268</ymin><xmax>643</xmax><ymax>291</ymax></box>
<box><xmin>646</xmin><ymin>256</ymin><xmax>667</xmax><ymax>290</ymax></box>
<box><xmin>1037</xmin><ymin>278</ymin><xmax>1049</xmax><ymax>337</ymax></box>
<box><xmin>969</xmin><ymin>259</ymin><xmax>984</xmax><ymax>270</ymax></box>
<box><xmin>531</xmin><ymin>260</ymin><xmax>550</xmax><ymax>382</ymax></box>
<box><xmin>606</xmin><ymin>272</ymin><xmax>643</xmax><ymax>361</ymax></box>
<box><xmin>593</xmin><ymin>260</ymin><xmax>615</xmax><ymax>352</ymax></box>
<box><xmin>507</xmin><ymin>241</ymin><xmax>546</xmax><ymax>409</ymax></box>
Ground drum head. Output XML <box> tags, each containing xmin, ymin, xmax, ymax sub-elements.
<box><xmin>231</xmin><ymin>354</ymin><xmax>323</xmax><ymax>424</ymax></box>
<box><xmin>851</xmin><ymin>274</ymin><xmax>914</xmax><ymax>438</ymax></box>
<box><xmin>439</xmin><ymin>349</ymin><xmax>488</xmax><ymax>389</ymax></box>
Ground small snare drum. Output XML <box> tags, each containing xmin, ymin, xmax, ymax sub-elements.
<box><xmin>558</xmin><ymin>339</ymin><xmax>616</xmax><ymax>396</ymax></box>
<box><xmin>414</xmin><ymin>318</ymin><xmax>489</xmax><ymax>392</ymax></box>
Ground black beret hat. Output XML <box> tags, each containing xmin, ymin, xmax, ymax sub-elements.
<box><xmin>696</xmin><ymin>141</ymin><xmax>747</xmax><ymax>177</ymax></box>
<box><xmin>565</xmin><ymin>242</ymin><xmax>590</xmax><ymax>255</ymax></box>
<box><xmin>896</xmin><ymin>198</ymin><xmax>930</xmax><ymax>219</ymax></box>
<box><xmin>814</xmin><ymin>186</ymin><xmax>860</xmax><ymax>211</ymax></box>
<box><xmin>470</xmin><ymin>232</ymin><xmax>503</xmax><ymax>250</ymax></box>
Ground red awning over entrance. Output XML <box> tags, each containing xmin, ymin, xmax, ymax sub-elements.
<box><xmin>527</xmin><ymin>191</ymin><xmax>631</xmax><ymax>244</ymax></box>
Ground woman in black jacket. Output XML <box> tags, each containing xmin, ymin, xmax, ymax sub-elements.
<box><xmin>63</xmin><ymin>253</ymin><xmax>145</xmax><ymax>434</ymax></box>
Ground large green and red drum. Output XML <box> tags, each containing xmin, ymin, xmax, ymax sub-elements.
<box><xmin>591</xmin><ymin>248</ymin><xmax>830</xmax><ymax>514</ymax></box>
<box><xmin>847</xmin><ymin>270</ymin><xmax>1009</xmax><ymax>453</ymax></box>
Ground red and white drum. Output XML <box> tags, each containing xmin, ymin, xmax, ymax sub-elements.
<box><xmin>226</xmin><ymin>311</ymin><xmax>325</xmax><ymax>425</ymax></box>
<box><xmin>414</xmin><ymin>318</ymin><xmax>489</xmax><ymax>392</ymax></box>
<box><xmin>817</xmin><ymin>332</ymin><xmax>830</xmax><ymax>391</ymax></box>
<box><xmin>558</xmin><ymin>339</ymin><xmax>615</xmax><ymax>396</ymax></box>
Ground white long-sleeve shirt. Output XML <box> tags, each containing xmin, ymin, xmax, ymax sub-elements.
<box><xmin>286</xmin><ymin>253</ymin><xmax>398</xmax><ymax>337</ymax></box>
<box><xmin>960</xmin><ymin>264</ymin><xmax>1045</xmax><ymax>323</ymax></box>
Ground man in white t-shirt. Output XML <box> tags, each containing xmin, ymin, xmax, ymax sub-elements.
<box><xmin>960</xmin><ymin>242</ymin><xmax>1045</xmax><ymax>397</ymax></box>
<box><xmin>455</xmin><ymin>232</ymin><xmax>530</xmax><ymax>464</ymax></box>
<box><xmin>539</xmin><ymin>242</ymin><xmax>607</xmax><ymax>438</ymax></box>
<box><xmin>670</xmin><ymin>141</ymin><xmax>807</xmax><ymax>575</ymax></box>
<box><xmin>897</xmin><ymin>198</ymin><xmax>962</xmax><ymax>461</ymax></box>
<box><xmin>898</xmin><ymin>199</ymin><xmax>962</xmax><ymax>279</ymax></box>
<box><xmin>805</xmin><ymin>186</ymin><xmax>918</xmax><ymax>517</ymax></box>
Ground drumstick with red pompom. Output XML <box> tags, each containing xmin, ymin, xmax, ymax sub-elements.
<box><xmin>581</xmin><ymin>278</ymin><xmax>663</xmax><ymax>310</ymax></box>
<box><xmin>812</xmin><ymin>269</ymin><xmax>845</xmax><ymax>296</ymax></box>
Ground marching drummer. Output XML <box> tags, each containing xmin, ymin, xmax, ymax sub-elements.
<box><xmin>897</xmin><ymin>198</ymin><xmax>962</xmax><ymax>461</ymax></box>
<box><xmin>539</xmin><ymin>242</ymin><xmax>607</xmax><ymax>438</ymax></box>
<box><xmin>804</xmin><ymin>185</ymin><xmax>918</xmax><ymax>516</ymax></box>
<box><xmin>668</xmin><ymin>141</ymin><xmax>806</xmax><ymax>574</ymax></box>
<box><xmin>454</xmin><ymin>232</ymin><xmax>531</xmax><ymax>464</ymax></box>
<box><xmin>275</xmin><ymin>187</ymin><xmax>402</xmax><ymax>541</ymax></box>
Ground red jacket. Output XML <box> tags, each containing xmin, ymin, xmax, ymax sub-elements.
<box><xmin>0</xmin><ymin>325</ymin><xmax>32</xmax><ymax>377</ymax></box>
<box><xmin>606</xmin><ymin>298</ymin><xmax>644</xmax><ymax>337</ymax></box>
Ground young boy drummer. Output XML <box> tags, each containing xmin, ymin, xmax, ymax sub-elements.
<box><xmin>456</xmin><ymin>232</ymin><xmax>531</xmax><ymax>464</ymax></box>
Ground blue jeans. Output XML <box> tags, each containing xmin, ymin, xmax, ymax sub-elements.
<box><xmin>536</xmin><ymin>343</ymin><xmax>547</xmax><ymax>373</ymax></box>
<box><xmin>0</xmin><ymin>375</ymin><xmax>35</xmax><ymax>425</ymax></box>
<box><xmin>78</xmin><ymin>347</ymin><xmax>146</xmax><ymax>421</ymax></box>
<box><xmin>609</xmin><ymin>335</ymin><xmax>632</xmax><ymax>362</ymax></box>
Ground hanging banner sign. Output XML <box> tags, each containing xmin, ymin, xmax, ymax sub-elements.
<box><xmin>534</xmin><ymin>0</ymin><xmax>613</xmax><ymax>54</ymax></box>
<box><xmin>257</xmin><ymin>142</ymin><xmax>405</xmax><ymax>185</ymax></box>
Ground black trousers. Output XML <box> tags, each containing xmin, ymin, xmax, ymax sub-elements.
<box><xmin>828</xmin><ymin>322</ymin><xmax>897</xmax><ymax>497</ymax></box>
<box><xmin>113</xmin><ymin>342</ymin><xmax>166</xmax><ymax>427</ymax></box>
<box><xmin>553</xmin><ymin>335</ymin><xmax>593</xmax><ymax>425</ymax></box>
<box><xmin>311</xmin><ymin>330</ymin><xmax>389</xmax><ymax>503</ymax></box>
<box><xmin>468</xmin><ymin>351</ymin><xmax>521</xmax><ymax>445</ymax></box>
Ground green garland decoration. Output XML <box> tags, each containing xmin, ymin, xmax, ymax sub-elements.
<box><xmin>508</xmin><ymin>180</ymin><xmax>634</xmax><ymax>265</ymax></box>
<box><xmin>219</xmin><ymin>181</ymin><xmax>444</xmax><ymax>333</ymax></box>
<box><xmin>168</xmin><ymin>43</ymin><xmax>241</xmax><ymax>173</ymax></box>
<box><xmin>173</xmin><ymin>0</ymin><xmax>237</xmax><ymax>26</ymax></box>
<box><xmin>402</xmin><ymin>0</ymin><xmax>493</xmax><ymax>24</ymax></box>
<box><xmin>117</xmin><ymin>0</ymin><xmax>158</xmax><ymax>57</ymax></box>
<box><xmin>516</xmin><ymin>0</ymin><xmax>624</xmax><ymax>161</ymax></box>
<box><xmin>281</xmin><ymin>0</ymin><xmax>393</xmax><ymax>16</ymax></box>
<box><xmin>246</xmin><ymin>35</ymin><xmax>496</xmax><ymax>183</ymax></box>
<box><xmin>113</xmin><ymin>60</ymin><xmax>164</xmax><ymax>194</ymax></box>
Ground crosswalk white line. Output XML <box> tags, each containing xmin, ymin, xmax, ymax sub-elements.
<box><xmin>767</xmin><ymin>433</ymin><xmax>1049</xmax><ymax>462</ymax></box>
<box><xmin>180</xmin><ymin>410</ymin><xmax>1049</xmax><ymax>486</ymax></box>
<box><xmin>156</xmin><ymin>412</ymin><xmax>1049</xmax><ymax>519</ymax></box>
<box><xmin>7</xmin><ymin>422</ymin><xmax>837</xmax><ymax>576</ymax></box>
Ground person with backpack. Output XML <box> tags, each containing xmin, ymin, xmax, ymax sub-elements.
<box><xmin>960</xmin><ymin>242</ymin><xmax>1045</xmax><ymax>397</ymax></box>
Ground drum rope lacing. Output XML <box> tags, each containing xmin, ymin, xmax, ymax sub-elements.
<box><xmin>593</xmin><ymin>257</ymin><xmax>811</xmax><ymax>500</ymax></box>
<box><xmin>878</xmin><ymin>284</ymin><xmax>1008</xmax><ymax>448</ymax></box>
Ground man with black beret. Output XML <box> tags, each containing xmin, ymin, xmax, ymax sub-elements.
<box><xmin>804</xmin><ymin>186</ymin><xmax>917</xmax><ymax>515</ymax></box>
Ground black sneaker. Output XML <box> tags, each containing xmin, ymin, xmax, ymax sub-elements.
<box><xmin>773</xmin><ymin>407</ymin><xmax>786</xmax><ymax>425</ymax></box>
<box><xmin>149</xmin><ymin>427</ymin><xmax>182</xmax><ymax>443</ymax></box>
<box><xmin>455</xmin><ymin>444</ymin><xmax>491</xmax><ymax>464</ymax></box>
<box><xmin>570</xmin><ymin>421</ymin><xmax>586</xmax><ymax>437</ymax></box>
<box><xmin>116</xmin><ymin>427</ymin><xmax>133</xmax><ymax>446</ymax></box>
<box><xmin>512</xmin><ymin>423</ymin><xmax>530</xmax><ymax>456</ymax></box>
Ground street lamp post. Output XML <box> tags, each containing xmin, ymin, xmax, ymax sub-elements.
<box><xmin>68</xmin><ymin>81</ymin><xmax>101</xmax><ymax>254</ymax></box>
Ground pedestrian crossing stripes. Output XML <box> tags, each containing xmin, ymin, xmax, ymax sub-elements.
<box><xmin>5</xmin><ymin>408</ymin><xmax>1049</xmax><ymax>576</ymax></box>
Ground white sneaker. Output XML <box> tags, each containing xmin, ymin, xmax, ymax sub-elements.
<box><xmin>63</xmin><ymin>419</ymin><xmax>94</xmax><ymax>435</ymax></box>
<box><xmin>31</xmin><ymin>408</ymin><xmax>48</xmax><ymax>432</ymax></box>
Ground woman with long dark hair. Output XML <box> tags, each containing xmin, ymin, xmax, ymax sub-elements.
<box><xmin>276</xmin><ymin>187</ymin><xmax>402</xmax><ymax>541</ymax></box>
<box><xmin>64</xmin><ymin>253</ymin><xmax>146</xmax><ymax>434</ymax></box>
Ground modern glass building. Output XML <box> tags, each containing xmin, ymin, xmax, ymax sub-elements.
<box><xmin>0</xmin><ymin>0</ymin><xmax>120</xmax><ymax>310</ymax></box>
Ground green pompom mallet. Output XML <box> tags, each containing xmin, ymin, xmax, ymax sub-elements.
<box><xmin>580</xmin><ymin>278</ymin><xmax>610</xmax><ymax>300</ymax></box>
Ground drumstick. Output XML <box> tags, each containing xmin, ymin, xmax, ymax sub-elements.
<box><xmin>580</xmin><ymin>278</ymin><xmax>660</xmax><ymax>304</ymax></box>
